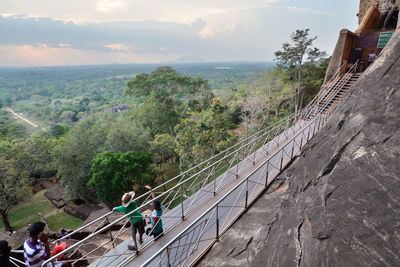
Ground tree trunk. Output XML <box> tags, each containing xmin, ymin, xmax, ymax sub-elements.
<box><xmin>0</xmin><ymin>209</ymin><xmax>13</xmax><ymax>231</ymax></box>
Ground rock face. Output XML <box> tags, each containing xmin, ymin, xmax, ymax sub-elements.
<box><xmin>44</xmin><ymin>184</ymin><xmax>71</xmax><ymax>208</ymax></box>
<box><xmin>199</xmin><ymin>33</ymin><xmax>400</xmax><ymax>267</ymax></box>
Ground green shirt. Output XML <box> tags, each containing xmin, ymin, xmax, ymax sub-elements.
<box><xmin>115</xmin><ymin>200</ymin><xmax>143</xmax><ymax>224</ymax></box>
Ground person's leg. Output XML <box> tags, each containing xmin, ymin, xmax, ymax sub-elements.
<box><xmin>129</xmin><ymin>223</ymin><xmax>138</xmax><ymax>250</ymax></box>
<box><xmin>153</xmin><ymin>229</ymin><xmax>164</xmax><ymax>240</ymax></box>
<box><xmin>136</xmin><ymin>220</ymin><xmax>145</xmax><ymax>244</ymax></box>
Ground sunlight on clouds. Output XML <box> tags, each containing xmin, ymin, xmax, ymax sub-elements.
<box><xmin>198</xmin><ymin>23</ymin><xmax>236</xmax><ymax>38</ymax></box>
<box><xmin>96</xmin><ymin>0</ymin><xmax>125</xmax><ymax>12</ymax></box>
<box><xmin>286</xmin><ymin>6</ymin><xmax>335</xmax><ymax>17</ymax></box>
<box><xmin>0</xmin><ymin>45</ymin><xmax>177</xmax><ymax>66</ymax></box>
<box><xmin>104</xmin><ymin>43</ymin><xmax>134</xmax><ymax>52</ymax></box>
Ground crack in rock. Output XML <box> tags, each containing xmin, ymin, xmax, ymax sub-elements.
<box><xmin>295</xmin><ymin>221</ymin><xmax>304</xmax><ymax>267</ymax></box>
<box><xmin>233</xmin><ymin>237</ymin><xmax>253</xmax><ymax>257</ymax></box>
<box><xmin>324</xmin><ymin>185</ymin><xmax>341</xmax><ymax>206</ymax></box>
<box><xmin>318</xmin><ymin>130</ymin><xmax>361</xmax><ymax>180</ymax></box>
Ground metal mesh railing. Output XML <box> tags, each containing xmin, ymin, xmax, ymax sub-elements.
<box><xmin>42</xmin><ymin>62</ymin><xmax>361</xmax><ymax>267</ymax></box>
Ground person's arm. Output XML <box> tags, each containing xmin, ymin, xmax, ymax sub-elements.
<box><xmin>145</xmin><ymin>185</ymin><xmax>156</xmax><ymax>199</ymax></box>
<box><xmin>113</xmin><ymin>206</ymin><xmax>125</xmax><ymax>212</ymax></box>
<box><xmin>39</xmin><ymin>232</ymin><xmax>51</xmax><ymax>260</ymax></box>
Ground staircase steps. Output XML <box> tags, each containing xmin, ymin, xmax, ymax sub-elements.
<box><xmin>308</xmin><ymin>72</ymin><xmax>362</xmax><ymax>118</ymax></box>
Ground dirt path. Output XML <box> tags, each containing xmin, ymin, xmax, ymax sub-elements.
<box><xmin>4</xmin><ymin>107</ymin><xmax>40</xmax><ymax>128</ymax></box>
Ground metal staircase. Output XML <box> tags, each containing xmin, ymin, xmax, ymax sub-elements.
<box><xmin>37</xmin><ymin>62</ymin><xmax>362</xmax><ymax>267</ymax></box>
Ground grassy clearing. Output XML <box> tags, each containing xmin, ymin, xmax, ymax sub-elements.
<box><xmin>0</xmin><ymin>190</ymin><xmax>82</xmax><ymax>231</ymax></box>
<box><xmin>47</xmin><ymin>212</ymin><xmax>82</xmax><ymax>231</ymax></box>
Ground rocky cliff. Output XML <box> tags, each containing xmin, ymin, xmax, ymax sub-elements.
<box><xmin>198</xmin><ymin>32</ymin><xmax>400</xmax><ymax>267</ymax></box>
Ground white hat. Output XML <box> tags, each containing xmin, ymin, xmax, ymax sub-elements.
<box><xmin>122</xmin><ymin>191</ymin><xmax>135</xmax><ymax>207</ymax></box>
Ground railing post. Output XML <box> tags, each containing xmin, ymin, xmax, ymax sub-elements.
<box><xmin>181</xmin><ymin>193</ymin><xmax>185</xmax><ymax>221</ymax></box>
<box><xmin>236</xmin><ymin>152</ymin><xmax>239</xmax><ymax>178</ymax></box>
<box><xmin>105</xmin><ymin>217</ymin><xmax>115</xmax><ymax>248</ymax></box>
<box><xmin>245</xmin><ymin>179</ymin><xmax>249</xmax><ymax>209</ymax></box>
<box><xmin>167</xmin><ymin>246</ymin><xmax>172</xmax><ymax>267</ymax></box>
<box><xmin>216</xmin><ymin>204</ymin><xmax>220</xmax><ymax>242</ymax></box>
<box><xmin>300</xmin><ymin>132</ymin><xmax>304</xmax><ymax>148</ymax></box>
<box><xmin>265</xmin><ymin>162</ymin><xmax>269</xmax><ymax>186</ymax></box>
<box><xmin>279</xmin><ymin>150</ymin><xmax>284</xmax><ymax>171</ymax></box>
<box><xmin>213</xmin><ymin>178</ymin><xmax>216</xmax><ymax>196</ymax></box>
<box><xmin>290</xmin><ymin>143</ymin><xmax>295</xmax><ymax>159</ymax></box>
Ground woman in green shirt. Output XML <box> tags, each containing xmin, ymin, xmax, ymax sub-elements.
<box><xmin>113</xmin><ymin>191</ymin><xmax>145</xmax><ymax>251</ymax></box>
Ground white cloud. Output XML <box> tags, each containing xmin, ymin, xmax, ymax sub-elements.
<box><xmin>104</xmin><ymin>43</ymin><xmax>134</xmax><ymax>52</ymax></box>
<box><xmin>96</xmin><ymin>0</ymin><xmax>124</xmax><ymax>13</ymax></box>
<box><xmin>285</xmin><ymin>6</ymin><xmax>335</xmax><ymax>17</ymax></box>
<box><xmin>0</xmin><ymin>0</ymin><xmax>359</xmax><ymax>66</ymax></box>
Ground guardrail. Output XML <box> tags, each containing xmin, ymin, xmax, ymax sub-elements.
<box><xmin>141</xmin><ymin>113</ymin><xmax>328</xmax><ymax>267</ymax></box>
<box><xmin>42</xmin><ymin>62</ymin><xmax>361</xmax><ymax>267</ymax></box>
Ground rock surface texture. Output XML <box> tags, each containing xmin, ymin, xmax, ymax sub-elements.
<box><xmin>198</xmin><ymin>32</ymin><xmax>400</xmax><ymax>267</ymax></box>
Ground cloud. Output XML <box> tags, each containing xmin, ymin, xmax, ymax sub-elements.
<box><xmin>96</xmin><ymin>0</ymin><xmax>124</xmax><ymax>13</ymax></box>
<box><xmin>285</xmin><ymin>6</ymin><xmax>335</xmax><ymax>17</ymax></box>
<box><xmin>104</xmin><ymin>43</ymin><xmax>134</xmax><ymax>52</ymax></box>
<box><xmin>0</xmin><ymin>0</ymin><xmax>359</xmax><ymax>66</ymax></box>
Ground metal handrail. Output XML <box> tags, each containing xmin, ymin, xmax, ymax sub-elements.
<box><xmin>43</xmin><ymin>61</ymin><xmax>361</xmax><ymax>267</ymax></box>
<box><xmin>43</xmin><ymin>109</ymin><xmax>310</xmax><ymax>266</ymax></box>
<box><xmin>53</xmin><ymin>109</ymin><xmax>304</xmax><ymax>244</ymax></box>
<box><xmin>141</xmin><ymin>115</ymin><xmax>324</xmax><ymax>267</ymax></box>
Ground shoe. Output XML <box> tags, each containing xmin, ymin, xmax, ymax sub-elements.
<box><xmin>128</xmin><ymin>245</ymin><xmax>137</xmax><ymax>251</ymax></box>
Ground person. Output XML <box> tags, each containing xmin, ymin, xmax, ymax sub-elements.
<box><xmin>23</xmin><ymin>221</ymin><xmax>50</xmax><ymax>267</ymax></box>
<box><xmin>144</xmin><ymin>185</ymin><xmax>164</xmax><ymax>239</ymax></box>
<box><xmin>368</xmin><ymin>52</ymin><xmax>376</xmax><ymax>66</ymax></box>
<box><xmin>0</xmin><ymin>240</ymin><xmax>11</xmax><ymax>267</ymax></box>
<box><xmin>113</xmin><ymin>191</ymin><xmax>145</xmax><ymax>251</ymax></box>
<box><xmin>52</xmin><ymin>242</ymin><xmax>71</xmax><ymax>267</ymax></box>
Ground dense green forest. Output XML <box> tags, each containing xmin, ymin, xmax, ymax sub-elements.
<box><xmin>0</xmin><ymin>29</ymin><xmax>329</xmax><ymax>230</ymax></box>
<box><xmin>0</xmin><ymin>62</ymin><xmax>273</xmax><ymax>136</ymax></box>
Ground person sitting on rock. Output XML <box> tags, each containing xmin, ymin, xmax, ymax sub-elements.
<box><xmin>145</xmin><ymin>185</ymin><xmax>164</xmax><ymax>239</ymax></box>
<box><xmin>113</xmin><ymin>191</ymin><xmax>145</xmax><ymax>251</ymax></box>
<box><xmin>23</xmin><ymin>221</ymin><xmax>50</xmax><ymax>267</ymax></box>
<box><xmin>0</xmin><ymin>240</ymin><xmax>11</xmax><ymax>267</ymax></box>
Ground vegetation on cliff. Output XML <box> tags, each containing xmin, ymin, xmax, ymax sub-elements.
<box><xmin>0</xmin><ymin>29</ymin><xmax>329</xmax><ymax>230</ymax></box>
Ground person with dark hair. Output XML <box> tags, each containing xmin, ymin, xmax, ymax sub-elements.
<box><xmin>113</xmin><ymin>191</ymin><xmax>145</xmax><ymax>251</ymax></box>
<box><xmin>24</xmin><ymin>221</ymin><xmax>50</xmax><ymax>267</ymax></box>
<box><xmin>145</xmin><ymin>185</ymin><xmax>164</xmax><ymax>239</ymax></box>
<box><xmin>0</xmin><ymin>240</ymin><xmax>11</xmax><ymax>267</ymax></box>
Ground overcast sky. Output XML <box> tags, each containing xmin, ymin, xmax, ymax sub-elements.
<box><xmin>0</xmin><ymin>0</ymin><xmax>359</xmax><ymax>66</ymax></box>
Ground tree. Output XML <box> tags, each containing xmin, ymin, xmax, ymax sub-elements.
<box><xmin>0</xmin><ymin>139</ymin><xmax>30</xmax><ymax>230</ymax></box>
<box><xmin>126</xmin><ymin>66</ymin><xmax>214</xmax><ymax>136</ymax></box>
<box><xmin>24</xmin><ymin>135</ymin><xmax>58</xmax><ymax>178</ymax></box>
<box><xmin>175</xmin><ymin>98</ymin><xmax>236</xmax><ymax>170</ymax></box>
<box><xmin>274</xmin><ymin>29</ymin><xmax>326</xmax><ymax>116</ymax></box>
<box><xmin>150</xmin><ymin>133</ymin><xmax>177</xmax><ymax>165</ymax></box>
<box><xmin>88</xmin><ymin>151</ymin><xmax>155</xmax><ymax>204</ymax></box>
<box><xmin>54</xmin><ymin>113</ymin><xmax>151</xmax><ymax>201</ymax></box>
<box><xmin>54</xmin><ymin>115</ymin><xmax>110</xmax><ymax>200</ymax></box>
<box><xmin>50</xmin><ymin>123</ymin><xmax>70</xmax><ymax>137</ymax></box>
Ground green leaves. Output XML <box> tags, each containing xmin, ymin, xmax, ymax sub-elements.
<box><xmin>175</xmin><ymin>98</ymin><xmax>236</xmax><ymax>170</ymax></box>
<box><xmin>126</xmin><ymin>66</ymin><xmax>214</xmax><ymax>136</ymax></box>
<box><xmin>0</xmin><ymin>139</ymin><xmax>31</xmax><ymax>213</ymax></box>
<box><xmin>88</xmin><ymin>151</ymin><xmax>155</xmax><ymax>204</ymax></box>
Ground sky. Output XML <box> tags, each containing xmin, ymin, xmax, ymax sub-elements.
<box><xmin>0</xmin><ymin>0</ymin><xmax>359</xmax><ymax>66</ymax></box>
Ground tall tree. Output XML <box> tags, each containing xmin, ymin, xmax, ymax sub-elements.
<box><xmin>88</xmin><ymin>151</ymin><xmax>155</xmax><ymax>204</ymax></box>
<box><xmin>175</xmin><ymin>98</ymin><xmax>236</xmax><ymax>170</ymax></box>
<box><xmin>274</xmin><ymin>29</ymin><xmax>326</xmax><ymax>116</ymax></box>
<box><xmin>150</xmin><ymin>133</ymin><xmax>177</xmax><ymax>165</ymax></box>
<box><xmin>54</xmin><ymin>113</ymin><xmax>151</xmax><ymax>201</ymax></box>
<box><xmin>126</xmin><ymin>66</ymin><xmax>214</xmax><ymax>136</ymax></box>
<box><xmin>0</xmin><ymin>139</ymin><xmax>30</xmax><ymax>230</ymax></box>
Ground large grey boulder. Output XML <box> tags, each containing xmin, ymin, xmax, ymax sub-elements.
<box><xmin>199</xmin><ymin>32</ymin><xmax>400</xmax><ymax>267</ymax></box>
<box><xmin>44</xmin><ymin>184</ymin><xmax>71</xmax><ymax>208</ymax></box>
